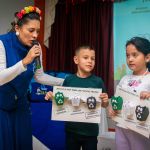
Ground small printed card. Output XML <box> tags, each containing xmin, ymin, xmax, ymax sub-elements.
<box><xmin>51</xmin><ymin>86</ymin><xmax>102</xmax><ymax>123</ymax></box>
<box><xmin>112</xmin><ymin>86</ymin><xmax>150</xmax><ymax>138</ymax></box>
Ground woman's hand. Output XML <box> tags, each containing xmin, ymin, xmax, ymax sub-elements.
<box><xmin>45</xmin><ymin>91</ymin><xmax>53</xmax><ymax>101</ymax></box>
<box><xmin>100</xmin><ymin>93</ymin><xmax>109</xmax><ymax>108</ymax></box>
<box><xmin>22</xmin><ymin>45</ymin><xmax>41</xmax><ymax>66</ymax></box>
<box><xmin>140</xmin><ymin>91</ymin><xmax>150</xmax><ymax>100</ymax></box>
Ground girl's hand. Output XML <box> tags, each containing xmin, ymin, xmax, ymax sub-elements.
<box><xmin>140</xmin><ymin>91</ymin><xmax>150</xmax><ymax>100</ymax></box>
<box><xmin>100</xmin><ymin>93</ymin><xmax>109</xmax><ymax>108</ymax></box>
<box><xmin>45</xmin><ymin>91</ymin><xmax>53</xmax><ymax>101</ymax></box>
<box><xmin>22</xmin><ymin>45</ymin><xmax>41</xmax><ymax>66</ymax></box>
<box><xmin>108</xmin><ymin>106</ymin><xmax>118</xmax><ymax>118</ymax></box>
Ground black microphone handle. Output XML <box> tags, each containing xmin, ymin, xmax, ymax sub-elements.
<box><xmin>32</xmin><ymin>40</ymin><xmax>41</xmax><ymax>69</ymax></box>
<box><xmin>32</xmin><ymin>40</ymin><xmax>39</xmax><ymax>46</ymax></box>
<box><xmin>35</xmin><ymin>56</ymin><xmax>41</xmax><ymax>69</ymax></box>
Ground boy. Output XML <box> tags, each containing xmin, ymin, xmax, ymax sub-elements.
<box><xmin>45</xmin><ymin>45</ymin><xmax>109</xmax><ymax>150</ymax></box>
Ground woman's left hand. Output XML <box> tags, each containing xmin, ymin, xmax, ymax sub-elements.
<box><xmin>100</xmin><ymin>93</ymin><xmax>109</xmax><ymax>108</ymax></box>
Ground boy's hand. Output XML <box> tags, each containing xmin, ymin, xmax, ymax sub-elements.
<box><xmin>140</xmin><ymin>91</ymin><xmax>150</xmax><ymax>100</ymax></box>
<box><xmin>100</xmin><ymin>93</ymin><xmax>109</xmax><ymax>108</ymax></box>
<box><xmin>45</xmin><ymin>91</ymin><xmax>53</xmax><ymax>101</ymax></box>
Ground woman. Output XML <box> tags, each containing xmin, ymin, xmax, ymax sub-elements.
<box><xmin>0</xmin><ymin>6</ymin><xmax>63</xmax><ymax>150</ymax></box>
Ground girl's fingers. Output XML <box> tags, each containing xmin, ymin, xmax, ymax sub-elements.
<box><xmin>140</xmin><ymin>91</ymin><xmax>150</xmax><ymax>100</ymax></box>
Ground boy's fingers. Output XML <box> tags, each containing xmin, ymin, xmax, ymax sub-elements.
<box><xmin>45</xmin><ymin>96</ymin><xmax>49</xmax><ymax>100</ymax></box>
<box><xmin>44</xmin><ymin>91</ymin><xmax>53</xmax><ymax>101</ymax></box>
<box><xmin>100</xmin><ymin>93</ymin><xmax>107</xmax><ymax>97</ymax></box>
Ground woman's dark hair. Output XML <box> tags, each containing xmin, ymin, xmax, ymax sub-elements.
<box><xmin>10</xmin><ymin>12</ymin><xmax>40</xmax><ymax>32</ymax></box>
<box><xmin>126</xmin><ymin>37</ymin><xmax>150</xmax><ymax>69</ymax></box>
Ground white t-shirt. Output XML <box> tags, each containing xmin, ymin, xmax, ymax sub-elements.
<box><xmin>0</xmin><ymin>40</ymin><xmax>64</xmax><ymax>86</ymax></box>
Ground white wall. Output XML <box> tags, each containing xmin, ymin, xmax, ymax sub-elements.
<box><xmin>0</xmin><ymin>0</ymin><xmax>34</xmax><ymax>34</ymax></box>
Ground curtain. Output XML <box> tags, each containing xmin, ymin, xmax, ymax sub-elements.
<box><xmin>47</xmin><ymin>0</ymin><xmax>114</xmax><ymax>96</ymax></box>
<box><xmin>44</xmin><ymin>0</ymin><xmax>58</xmax><ymax>47</ymax></box>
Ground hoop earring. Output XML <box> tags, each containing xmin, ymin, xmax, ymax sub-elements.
<box><xmin>16</xmin><ymin>32</ymin><xmax>19</xmax><ymax>36</ymax></box>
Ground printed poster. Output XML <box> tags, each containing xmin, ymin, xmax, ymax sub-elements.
<box><xmin>112</xmin><ymin>86</ymin><xmax>150</xmax><ymax>138</ymax></box>
<box><xmin>51</xmin><ymin>86</ymin><xmax>102</xmax><ymax>123</ymax></box>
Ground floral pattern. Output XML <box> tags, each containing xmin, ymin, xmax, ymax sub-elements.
<box><xmin>16</xmin><ymin>6</ymin><xmax>42</xmax><ymax>20</ymax></box>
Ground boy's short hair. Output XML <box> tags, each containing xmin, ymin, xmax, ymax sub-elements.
<box><xmin>75</xmin><ymin>45</ymin><xmax>95</xmax><ymax>55</ymax></box>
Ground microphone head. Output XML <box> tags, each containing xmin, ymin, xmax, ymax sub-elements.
<box><xmin>32</xmin><ymin>40</ymin><xmax>39</xmax><ymax>46</ymax></box>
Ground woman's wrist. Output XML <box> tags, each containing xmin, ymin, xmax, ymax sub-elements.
<box><xmin>22</xmin><ymin>59</ymin><xmax>28</xmax><ymax>67</ymax></box>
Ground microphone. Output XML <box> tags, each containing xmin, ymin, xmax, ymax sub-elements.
<box><xmin>32</xmin><ymin>40</ymin><xmax>41</xmax><ymax>69</ymax></box>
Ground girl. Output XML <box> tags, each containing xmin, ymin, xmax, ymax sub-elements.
<box><xmin>109</xmin><ymin>37</ymin><xmax>150</xmax><ymax>150</ymax></box>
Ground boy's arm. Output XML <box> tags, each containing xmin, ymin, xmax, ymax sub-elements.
<box><xmin>44</xmin><ymin>77</ymin><xmax>68</xmax><ymax>101</ymax></box>
<box><xmin>100</xmin><ymin>93</ymin><xmax>109</xmax><ymax>108</ymax></box>
<box><xmin>98</xmin><ymin>78</ymin><xmax>109</xmax><ymax>107</ymax></box>
<box><xmin>45</xmin><ymin>91</ymin><xmax>53</xmax><ymax>101</ymax></box>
